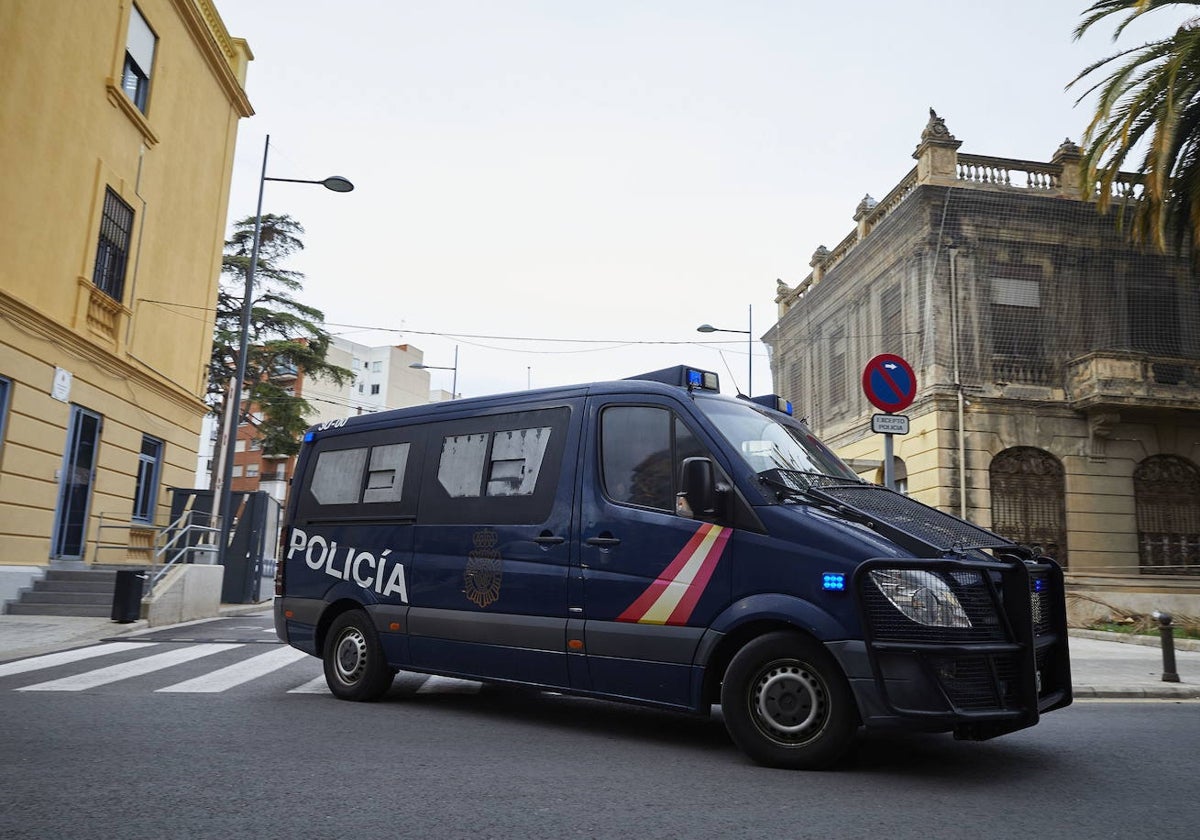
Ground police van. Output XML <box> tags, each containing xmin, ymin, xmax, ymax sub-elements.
<box><xmin>274</xmin><ymin>365</ymin><xmax>1071</xmax><ymax>769</ymax></box>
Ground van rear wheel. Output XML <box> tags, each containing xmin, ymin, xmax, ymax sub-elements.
<box><xmin>323</xmin><ymin>611</ymin><xmax>394</xmax><ymax>702</ymax></box>
<box><xmin>720</xmin><ymin>632</ymin><xmax>856</xmax><ymax>769</ymax></box>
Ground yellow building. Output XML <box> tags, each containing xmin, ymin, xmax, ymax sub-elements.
<box><xmin>0</xmin><ymin>1</ymin><xmax>252</xmax><ymax>598</ymax></box>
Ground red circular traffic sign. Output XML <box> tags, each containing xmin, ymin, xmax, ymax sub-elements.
<box><xmin>862</xmin><ymin>354</ymin><xmax>916</xmax><ymax>413</ymax></box>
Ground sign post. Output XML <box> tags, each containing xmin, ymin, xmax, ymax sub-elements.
<box><xmin>862</xmin><ymin>354</ymin><xmax>917</xmax><ymax>490</ymax></box>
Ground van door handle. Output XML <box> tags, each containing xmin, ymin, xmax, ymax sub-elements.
<box><xmin>534</xmin><ymin>532</ymin><xmax>565</xmax><ymax>545</ymax></box>
<box><xmin>586</xmin><ymin>534</ymin><xmax>621</xmax><ymax>547</ymax></box>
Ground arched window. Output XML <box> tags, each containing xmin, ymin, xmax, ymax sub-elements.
<box><xmin>1134</xmin><ymin>455</ymin><xmax>1200</xmax><ymax>576</ymax></box>
<box><xmin>989</xmin><ymin>447</ymin><xmax>1067</xmax><ymax>566</ymax></box>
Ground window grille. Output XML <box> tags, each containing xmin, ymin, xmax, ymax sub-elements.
<box><xmin>1134</xmin><ymin>455</ymin><xmax>1200</xmax><ymax>575</ymax></box>
<box><xmin>92</xmin><ymin>188</ymin><xmax>134</xmax><ymax>302</ymax></box>
<box><xmin>989</xmin><ymin>447</ymin><xmax>1067</xmax><ymax>566</ymax></box>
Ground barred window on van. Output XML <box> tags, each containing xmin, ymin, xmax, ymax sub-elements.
<box><xmin>363</xmin><ymin>443</ymin><xmax>410</xmax><ymax>503</ymax></box>
<box><xmin>438</xmin><ymin>427</ymin><xmax>552</xmax><ymax>498</ymax></box>
<box><xmin>310</xmin><ymin>443</ymin><xmax>411</xmax><ymax>505</ymax></box>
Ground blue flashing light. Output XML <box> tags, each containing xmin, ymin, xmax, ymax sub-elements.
<box><xmin>1032</xmin><ymin>577</ymin><xmax>1047</xmax><ymax>593</ymax></box>
<box><xmin>625</xmin><ymin>365</ymin><xmax>719</xmax><ymax>391</ymax></box>
<box><xmin>822</xmin><ymin>572</ymin><xmax>846</xmax><ymax>592</ymax></box>
<box><xmin>303</xmin><ymin>431</ymin><xmax>315</xmax><ymax>443</ymax></box>
<box><xmin>748</xmin><ymin>394</ymin><xmax>794</xmax><ymax>415</ymax></box>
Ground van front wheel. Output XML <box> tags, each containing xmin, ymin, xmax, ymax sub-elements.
<box><xmin>720</xmin><ymin>632</ymin><xmax>856</xmax><ymax>769</ymax></box>
<box><xmin>323</xmin><ymin>611</ymin><xmax>394</xmax><ymax>702</ymax></box>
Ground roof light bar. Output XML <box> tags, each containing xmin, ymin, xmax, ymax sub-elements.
<box><xmin>748</xmin><ymin>394</ymin><xmax>794</xmax><ymax>415</ymax></box>
<box><xmin>626</xmin><ymin>365</ymin><xmax>720</xmax><ymax>391</ymax></box>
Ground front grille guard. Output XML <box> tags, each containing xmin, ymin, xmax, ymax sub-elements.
<box><xmin>853</xmin><ymin>555</ymin><xmax>1072</xmax><ymax>738</ymax></box>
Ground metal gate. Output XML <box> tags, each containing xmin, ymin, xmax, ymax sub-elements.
<box><xmin>168</xmin><ymin>488</ymin><xmax>280</xmax><ymax>603</ymax></box>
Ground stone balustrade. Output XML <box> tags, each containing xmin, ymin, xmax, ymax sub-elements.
<box><xmin>775</xmin><ymin>112</ymin><xmax>1133</xmax><ymax>316</ymax></box>
<box><xmin>957</xmin><ymin>153</ymin><xmax>1061</xmax><ymax>190</ymax></box>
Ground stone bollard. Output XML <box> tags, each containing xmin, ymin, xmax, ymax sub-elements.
<box><xmin>1152</xmin><ymin>611</ymin><xmax>1180</xmax><ymax>683</ymax></box>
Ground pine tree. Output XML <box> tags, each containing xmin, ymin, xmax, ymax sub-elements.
<box><xmin>209</xmin><ymin>213</ymin><xmax>352</xmax><ymax>460</ymax></box>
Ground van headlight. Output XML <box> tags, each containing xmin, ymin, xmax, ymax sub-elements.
<box><xmin>868</xmin><ymin>569</ymin><xmax>972</xmax><ymax>628</ymax></box>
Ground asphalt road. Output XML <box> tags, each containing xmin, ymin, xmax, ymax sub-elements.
<box><xmin>1</xmin><ymin>617</ymin><xmax>1197</xmax><ymax>839</ymax></box>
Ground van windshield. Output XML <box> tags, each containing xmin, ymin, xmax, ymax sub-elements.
<box><xmin>695</xmin><ymin>397</ymin><xmax>860</xmax><ymax>482</ymax></box>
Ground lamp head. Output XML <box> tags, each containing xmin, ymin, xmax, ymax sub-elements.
<box><xmin>696</xmin><ymin>324</ymin><xmax>717</xmax><ymax>333</ymax></box>
<box><xmin>321</xmin><ymin>175</ymin><xmax>355</xmax><ymax>193</ymax></box>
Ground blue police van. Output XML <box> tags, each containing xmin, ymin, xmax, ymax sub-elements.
<box><xmin>274</xmin><ymin>365</ymin><xmax>1071</xmax><ymax>769</ymax></box>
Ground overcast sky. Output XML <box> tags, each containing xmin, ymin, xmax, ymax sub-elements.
<box><xmin>212</xmin><ymin>1</ymin><xmax>1174</xmax><ymax>400</ymax></box>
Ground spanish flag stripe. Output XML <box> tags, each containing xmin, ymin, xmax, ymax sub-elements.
<box><xmin>615</xmin><ymin>524</ymin><xmax>714</xmax><ymax>622</ymax></box>
<box><xmin>639</xmin><ymin>526</ymin><xmax>725</xmax><ymax>624</ymax></box>
<box><xmin>665</xmin><ymin>526</ymin><xmax>731</xmax><ymax>625</ymax></box>
<box><xmin>617</xmin><ymin>524</ymin><xmax>730</xmax><ymax>625</ymax></box>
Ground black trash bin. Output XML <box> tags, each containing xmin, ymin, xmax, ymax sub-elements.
<box><xmin>111</xmin><ymin>570</ymin><xmax>146</xmax><ymax>623</ymax></box>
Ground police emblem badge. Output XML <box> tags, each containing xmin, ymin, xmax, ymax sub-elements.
<box><xmin>463</xmin><ymin>528</ymin><xmax>503</xmax><ymax>608</ymax></box>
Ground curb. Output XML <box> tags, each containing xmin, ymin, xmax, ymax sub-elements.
<box><xmin>1072</xmin><ymin>685</ymin><xmax>1200</xmax><ymax>700</ymax></box>
<box><xmin>1069</xmin><ymin>628</ymin><xmax>1200</xmax><ymax>652</ymax></box>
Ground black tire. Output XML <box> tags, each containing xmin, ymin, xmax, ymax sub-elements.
<box><xmin>720</xmin><ymin>631</ymin><xmax>857</xmax><ymax>769</ymax></box>
<box><xmin>323</xmin><ymin>611</ymin><xmax>395</xmax><ymax>702</ymax></box>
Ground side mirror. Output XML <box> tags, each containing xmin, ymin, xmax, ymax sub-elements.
<box><xmin>679</xmin><ymin>457</ymin><xmax>716</xmax><ymax>517</ymax></box>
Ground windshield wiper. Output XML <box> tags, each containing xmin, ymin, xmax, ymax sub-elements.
<box><xmin>757</xmin><ymin>469</ymin><xmax>864</xmax><ymax>502</ymax></box>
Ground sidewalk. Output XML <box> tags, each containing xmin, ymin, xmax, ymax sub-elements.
<box><xmin>0</xmin><ymin>602</ymin><xmax>272</xmax><ymax>663</ymax></box>
<box><xmin>0</xmin><ymin>609</ymin><xmax>1198</xmax><ymax>699</ymax></box>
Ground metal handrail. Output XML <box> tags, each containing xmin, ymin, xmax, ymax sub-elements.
<box><xmin>93</xmin><ymin>509</ymin><xmax>223</xmax><ymax>595</ymax></box>
<box><xmin>148</xmin><ymin>509</ymin><xmax>223</xmax><ymax>591</ymax></box>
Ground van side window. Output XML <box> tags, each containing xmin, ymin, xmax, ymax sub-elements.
<box><xmin>602</xmin><ymin>406</ymin><xmax>673</xmax><ymax>510</ymax></box>
<box><xmin>601</xmin><ymin>406</ymin><xmax>720</xmax><ymax>514</ymax></box>
<box><xmin>363</xmin><ymin>443</ymin><xmax>410</xmax><ymax>503</ymax></box>
<box><xmin>487</xmin><ymin>426</ymin><xmax>552</xmax><ymax>496</ymax></box>
<box><xmin>675</xmin><ymin>417</ymin><xmax>706</xmax><ymax>483</ymax></box>
<box><xmin>438</xmin><ymin>426</ymin><xmax>553</xmax><ymax>498</ymax></box>
<box><xmin>309</xmin><ymin>442</ymin><xmax>412</xmax><ymax>506</ymax></box>
<box><xmin>311</xmin><ymin>448</ymin><xmax>369</xmax><ymax>504</ymax></box>
<box><xmin>438</xmin><ymin>434</ymin><xmax>490</xmax><ymax>497</ymax></box>
<box><xmin>419</xmin><ymin>407</ymin><xmax>571</xmax><ymax>525</ymax></box>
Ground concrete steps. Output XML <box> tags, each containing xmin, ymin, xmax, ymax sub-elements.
<box><xmin>4</xmin><ymin>570</ymin><xmax>118</xmax><ymax>617</ymax></box>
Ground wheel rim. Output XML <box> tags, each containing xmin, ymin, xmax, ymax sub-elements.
<box><xmin>750</xmin><ymin>659</ymin><xmax>828</xmax><ymax>744</ymax></box>
<box><xmin>332</xmin><ymin>626</ymin><xmax>368</xmax><ymax>687</ymax></box>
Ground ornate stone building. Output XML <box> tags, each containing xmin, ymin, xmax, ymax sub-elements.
<box><xmin>765</xmin><ymin>111</ymin><xmax>1200</xmax><ymax>620</ymax></box>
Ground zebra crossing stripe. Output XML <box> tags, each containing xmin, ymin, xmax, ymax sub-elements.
<box><xmin>17</xmin><ymin>643</ymin><xmax>242</xmax><ymax>692</ymax></box>
<box><xmin>287</xmin><ymin>675</ymin><xmax>329</xmax><ymax>694</ymax></box>
<box><xmin>416</xmin><ymin>674</ymin><xmax>481</xmax><ymax>694</ymax></box>
<box><xmin>157</xmin><ymin>646</ymin><xmax>310</xmax><ymax>693</ymax></box>
<box><xmin>0</xmin><ymin>643</ymin><xmax>153</xmax><ymax>678</ymax></box>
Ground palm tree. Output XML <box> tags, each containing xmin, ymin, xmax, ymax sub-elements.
<box><xmin>1071</xmin><ymin>1</ymin><xmax>1200</xmax><ymax>257</ymax></box>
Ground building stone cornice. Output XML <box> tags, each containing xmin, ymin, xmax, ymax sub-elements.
<box><xmin>170</xmin><ymin>0</ymin><xmax>254</xmax><ymax>118</ymax></box>
<box><xmin>1</xmin><ymin>289</ymin><xmax>209</xmax><ymax>416</ymax></box>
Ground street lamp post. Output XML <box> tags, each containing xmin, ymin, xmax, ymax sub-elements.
<box><xmin>213</xmin><ymin>134</ymin><xmax>353</xmax><ymax>566</ymax></box>
<box><xmin>697</xmin><ymin>304</ymin><xmax>753</xmax><ymax>395</ymax></box>
<box><xmin>410</xmin><ymin>345</ymin><xmax>459</xmax><ymax>399</ymax></box>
